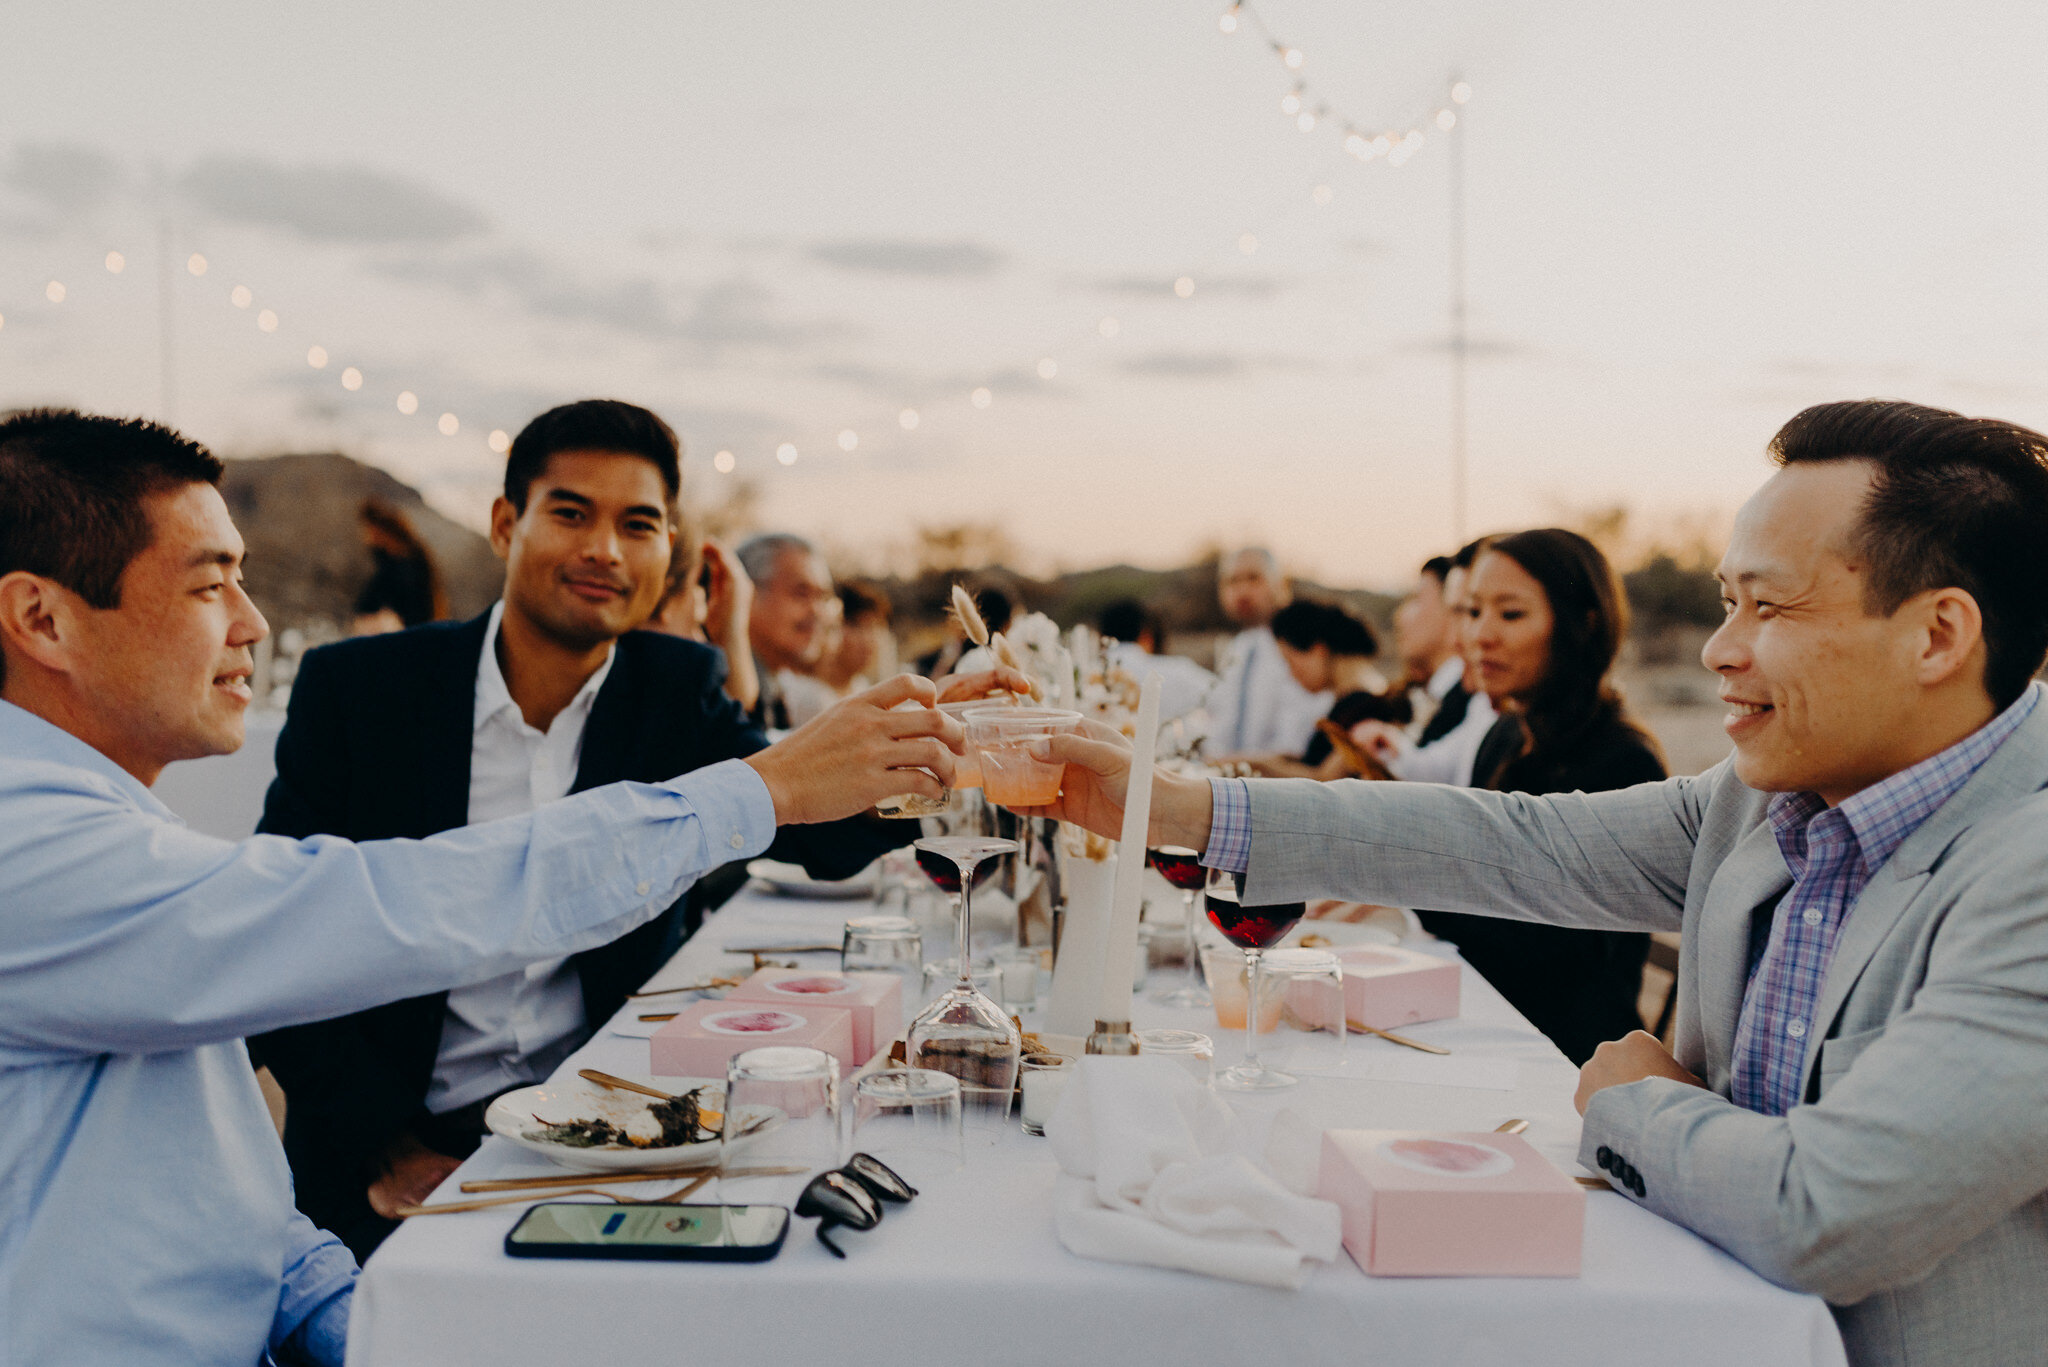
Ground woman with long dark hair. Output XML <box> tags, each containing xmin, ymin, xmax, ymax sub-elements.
<box><xmin>351</xmin><ymin>498</ymin><xmax>446</xmax><ymax>634</ymax></box>
<box><xmin>1417</xmin><ymin>528</ymin><xmax>1666</xmax><ymax>1064</ymax></box>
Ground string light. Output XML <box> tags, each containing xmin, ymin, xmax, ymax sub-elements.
<box><xmin>340</xmin><ymin>367</ymin><xmax>363</xmax><ymax>391</ymax></box>
<box><xmin>1097</xmin><ymin>316</ymin><xmax>1120</xmax><ymax>338</ymax></box>
<box><xmin>837</xmin><ymin>428</ymin><xmax>858</xmax><ymax>451</ymax></box>
<box><xmin>1279</xmin><ymin>89</ymin><xmax>1302</xmax><ymax>116</ymax></box>
<box><xmin>970</xmin><ymin>387</ymin><xmax>992</xmax><ymax>408</ymax></box>
<box><xmin>187</xmin><ymin>253</ymin><xmax>208</xmax><ymax>276</ymax></box>
<box><xmin>45</xmin><ymin>281</ymin><xmax>65</xmax><ymax>303</ymax></box>
<box><xmin>1280</xmin><ymin>46</ymin><xmax>1303</xmax><ymax>69</ymax></box>
<box><xmin>898</xmin><ymin>408</ymin><xmax>920</xmax><ymax>430</ymax></box>
<box><xmin>395</xmin><ymin>390</ymin><xmax>418</xmax><ymax>415</ymax></box>
<box><xmin>306</xmin><ymin>345</ymin><xmax>328</xmax><ymax>368</ymax></box>
<box><xmin>776</xmin><ymin>442</ymin><xmax>798</xmax><ymax>465</ymax></box>
<box><xmin>490</xmin><ymin>429</ymin><xmax>512</xmax><ymax>454</ymax></box>
<box><xmin>1296</xmin><ymin>110</ymin><xmax>1316</xmax><ymax>133</ymax></box>
<box><xmin>1312</xmin><ymin>183</ymin><xmax>1333</xmax><ymax>205</ymax></box>
<box><xmin>230</xmin><ymin>285</ymin><xmax>252</xmax><ymax>308</ymax></box>
<box><xmin>1452</xmin><ymin>81</ymin><xmax>1471</xmax><ymax>104</ymax></box>
<box><xmin>0</xmin><ymin>313</ymin><xmax>7</xmax><ymax>332</ymax></box>
<box><xmin>1238</xmin><ymin>233</ymin><xmax>1259</xmax><ymax>255</ymax></box>
<box><xmin>1218</xmin><ymin>5</ymin><xmax>1239</xmax><ymax>33</ymax></box>
<box><xmin>436</xmin><ymin>412</ymin><xmax>458</xmax><ymax>436</ymax></box>
<box><xmin>104</xmin><ymin>251</ymin><xmax>125</xmax><ymax>274</ymax></box>
<box><xmin>1436</xmin><ymin>108</ymin><xmax>1457</xmax><ymax>131</ymax></box>
<box><xmin>712</xmin><ymin>448</ymin><xmax>735</xmax><ymax>472</ymax></box>
<box><xmin>256</xmin><ymin>308</ymin><xmax>279</xmax><ymax>333</ymax></box>
<box><xmin>1174</xmin><ymin>275</ymin><xmax>1196</xmax><ymax>298</ymax></box>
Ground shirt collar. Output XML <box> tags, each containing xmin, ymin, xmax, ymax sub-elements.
<box><xmin>1766</xmin><ymin>683</ymin><xmax>2040</xmax><ymax>875</ymax></box>
<box><xmin>474</xmin><ymin>600</ymin><xmax>616</xmax><ymax>736</ymax></box>
<box><xmin>0</xmin><ymin>698</ymin><xmax>181</xmax><ymax>821</ymax></box>
<box><xmin>1426</xmin><ymin>656</ymin><xmax>1465</xmax><ymax>701</ymax></box>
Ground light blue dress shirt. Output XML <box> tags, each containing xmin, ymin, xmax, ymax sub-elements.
<box><xmin>0</xmin><ymin>700</ymin><xmax>776</xmax><ymax>1366</ymax></box>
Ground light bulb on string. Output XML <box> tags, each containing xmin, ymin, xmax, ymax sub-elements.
<box><xmin>1345</xmin><ymin>131</ymin><xmax>1369</xmax><ymax>158</ymax></box>
<box><xmin>438</xmin><ymin>413</ymin><xmax>459</xmax><ymax>436</ymax></box>
<box><xmin>1280</xmin><ymin>89</ymin><xmax>1302</xmax><ymax>116</ymax></box>
<box><xmin>1452</xmin><ymin>81</ymin><xmax>1472</xmax><ymax>104</ymax></box>
<box><xmin>1036</xmin><ymin>357</ymin><xmax>1058</xmax><ymax>380</ymax></box>
<box><xmin>1436</xmin><ymin>108</ymin><xmax>1456</xmax><ymax>130</ymax></box>
<box><xmin>1174</xmin><ymin>276</ymin><xmax>1195</xmax><ymax>298</ymax></box>
<box><xmin>306</xmin><ymin>346</ymin><xmax>328</xmax><ymax>369</ymax></box>
<box><xmin>489</xmin><ymin>430</ymin><xmax>512</xmax><ymax>454</ymax></box>
<box><xmin>0</xmin><ymin>313</ymin><xmax>7</xmax><ymax>332</ymax></box>
<box><xmin>104</xmin><ymin>251</ymin><xmax>125</xmax><ymax>274</ymax></box>
<box><xmin>340</xmin><ymin>367</ymin><xmax>363</xmax><ymax>391</ymax></box>
<box><xmin>712</xmin><ymin>449</ymin><xmax>735</xmax><ymax>473</ymax></box>
<box><xmin>970</xmin><ymin>387</ymin><xmax>992</xmax><ymax>409</ymax></box>
<box><xmin>899</xmin><ymin>408</ymin><xmax>920</xmax><ymax>430</ymax></box>
<box><xmin>256</xmin><ymin>309</ymin><xmax>279</xmax><ymax>333</ymax></box>
<box><xmin>45</xmin><ymin>281</ymin><xmax>65</xmax><ymax>304</ymax></box>
<box><xmin>396</xmin><ymin>391</ymin><xmax>418</xmax><ymax>416</ymax></box>
<box><xmin>230</xmin><ymin>285</ymin><xmax>252</xmax><ymax>308</ymax></box>
<box><xmin>1312</xmin><ymin>183</ymin><xmax>1333</xmax><ymax>206</ymax></box>
<box><xmin>1097</xmin><ymin>316</ymin><xmax>1120</xmax><ymax>338</ymax></box>
<box><xmin>1282</xmin><ymin>47</ymin><xmax>1303</xmax><ymax>70</ymax></box>
<box><xmin>1372</xmin><ymin>133</ymin><xmax>1391</xmax><ymax>155</ymax></box>
<box><xmin>1238</xmin><ymin>232</ymin><xmax>1258</xmax><ymax>255</ymax></box>
<box><xmin>1296</xmin><ymin>110</ymin><xmax>1316</xmax><ymax>132</ymax></box>
<box><xmin>837</xmin><ymin>429</ymin><xmax>858</xmax><ymax>451</ymax></box>
<box><xmin>776</xmin><ymin>443</ymin><xmax>798</xmax><ymax>465</ymax></box>
<box><xmin>1218</xmin><ymin>6</ymin><xmax>1238</xmax><ymax>33</ymax></box>
<box><xmin>187</xmin><ymin>253</ymin><xmax>208</xmax><ymax>276</ymax></box>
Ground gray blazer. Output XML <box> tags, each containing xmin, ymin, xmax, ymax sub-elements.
<box><xmin>1241</xmin><ymin>684</ymin><xmax>2048</xmax><ymax>1367</ymax></box>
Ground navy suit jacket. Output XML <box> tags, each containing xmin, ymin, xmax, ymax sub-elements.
<box><xmin>250</xmin><ymin>614</ymin><xmax>896</xmax><ymax>1252</ymax></box>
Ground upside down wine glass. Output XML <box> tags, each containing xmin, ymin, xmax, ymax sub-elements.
<box><xmin>1204</xmin><ymin>879</ymin><xmax>1308</xmax><ymax>1090</ymax></box>
<box><xmin>907</xmin><ymin>836</ymin><xmax>1024</xmax><ymax>1121</ymax></box>
<box><xmin>1147</xmin><ymin>846</ymin><xmax>1212</xmax><ymax>1008</ymax></box>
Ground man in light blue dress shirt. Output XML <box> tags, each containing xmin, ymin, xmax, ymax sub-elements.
<box><xmin>0</xmin><ymin>410</ymin><xmax>960</xmax><ymax>1366</ymax></box>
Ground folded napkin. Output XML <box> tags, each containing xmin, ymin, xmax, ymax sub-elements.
<box><xmin>1043</xmin><ymin>1056</ymin><xmax>1342</xmax><ymax>1289</ymax></box>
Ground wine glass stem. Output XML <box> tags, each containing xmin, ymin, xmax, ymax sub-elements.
<box><xmin>954</xmin><ymin>860</ymin><xmax>975</xmax><ymax>990</ymax></box>
<box><xmin>1242</xmin><ymin>948</ymin><xmax>1263</xmax><ymax>1070</ymax></box>
<box><xmin>1182</xmin><ymin>891</ymin><xmax>1201</xmax><ymax>991</ymax></box>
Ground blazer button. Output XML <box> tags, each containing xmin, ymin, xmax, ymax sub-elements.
<box><xmin>1595</xmin><ymin>1146</ymin><xmax>1614</xmax><ymax>1170</ymax></box>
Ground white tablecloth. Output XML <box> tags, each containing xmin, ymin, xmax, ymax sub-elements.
<box><xmin>348</xmin><ymin>886</ymin><xmax>1847</xmax><ymax>1367</ymax></box>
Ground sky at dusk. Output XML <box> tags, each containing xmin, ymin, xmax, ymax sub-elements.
<box><xmin>6</xmin><ymin>0</ymin><xmax>2048</xmax><ymax>588</ymax></box>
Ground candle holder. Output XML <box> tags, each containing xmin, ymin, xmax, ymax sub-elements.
<box><xmin>1084</xmin><ymin>1019</ymin><xmax>1139</xmax><ymax>1056</ymax></box>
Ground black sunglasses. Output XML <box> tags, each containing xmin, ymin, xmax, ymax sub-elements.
<box><xmin>792</xmin><ymin>1153</ymin><xmax>917</xmax><ymax>1258</ymax></box>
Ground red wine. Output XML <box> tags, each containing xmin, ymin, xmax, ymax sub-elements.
<box><xmin>1204</xmin><ymin>886</ymin><xmax>1304</xmax><ymax>950</ymax></box>
<box><xmin>1148</xmin><ymin>846</ymin><xmax>1207</xmax><ymax>891</ymax></box>
<box><xmin>915</xmin><ymin>847</ymin><xmax>996</xmax><ymax>894</ymax></box>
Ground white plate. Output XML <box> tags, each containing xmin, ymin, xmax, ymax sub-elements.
<box><xmin>747</xmin><ymin>858</ymin><xmax>878</xmax><ymax>900</ymax></box>
<box><xmin>484</xmin><ymin>1073</ymin><xmax>729</xmax><ymax>1172</ymax></box>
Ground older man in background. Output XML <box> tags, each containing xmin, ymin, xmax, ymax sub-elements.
<box><xmin>738</xmin><ymin>531</ymin><xmax>834</xmax><ymax>730</ymax></box>
<box><xmin>1204</xmin><ymin>546</ymin><xmax>1328</xmax><ymax>758</ymax></box>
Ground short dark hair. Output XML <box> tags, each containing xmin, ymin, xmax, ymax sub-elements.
<box><xmin>1770</xmin><ymin>399</ymin><xmax>2048</xmax><ymax>708</ymax></box>
<box><xmin>1420</xmin><ymin>555</ymin><xmax>1454</xmax><ymax>584</ymax></box>
<box><xmin>504</xmin><ymin>399</ymin><xmax>681</xmax><ymax>514</ymax></box>
<box><xmin>838</xmin><ymin>580</ymin><xmax>890</xmax><ymax>625</ymax></box>
<box><xmin>1449</xmin><ymin>537</ymin><xmax>1490</xmax><ymax>572</ymax></box>
<box><xmin>1270</xmin><ymin>598</ymin><xmax>1378</xmax><ymax>657</ymax></box>
<box><xmin>1098</xmin><ymin>598</ymin><xmax>1162</xmax><ymax>648</ymax></box>
<box><xmin>0</xmin><ymin>408</ymin><xmax>223</xmax><ymax>610</ymax></box>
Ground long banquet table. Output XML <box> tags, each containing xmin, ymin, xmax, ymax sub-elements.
<box><xmin>346</xmin><ymin>882</ymin><xmax>1847</xmax><ymax>1367</ymax></box>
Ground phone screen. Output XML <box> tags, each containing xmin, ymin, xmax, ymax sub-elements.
<box><xmin>508</xmin><ymin>1203</ymin><xmax>788</xmax><ymax>1250</ymax></box>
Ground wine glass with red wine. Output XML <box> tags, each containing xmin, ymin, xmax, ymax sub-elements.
<box><xmin>907</xmin><ymin>836</ymin><xmax>1023</xmax><ymax>1122</ymax></box>
<box><xmin>1204</xmin><ymin>880</ymin><xmax>1307</xmax><ymax>1090</ymax></box>
<box><xmin>1147</xmin><ymin>846</ymin><xmax>1212</xmax><ymax>1008</ymax></box>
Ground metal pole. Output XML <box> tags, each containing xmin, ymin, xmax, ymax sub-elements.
<box><xmin>157</xmin><ymin>212</ymin><xmax>176</xmax><ymax>424</ymax></box>
<box><xmin>1448</xmin><ymin>76</ymin><xmax>1468</xmax><ymax>545</ymax></box>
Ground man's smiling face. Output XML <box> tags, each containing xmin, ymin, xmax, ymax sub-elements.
<box><xmin>492</xmin><ymin>449</ymin><xmax>673</xmax><ymax>651</ymax></box>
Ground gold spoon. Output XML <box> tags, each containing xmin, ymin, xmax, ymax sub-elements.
<box><xmin>1346</xmin><ymin>1019</ymin><xmax>1452</xmax><ymax>1055</ymax></box>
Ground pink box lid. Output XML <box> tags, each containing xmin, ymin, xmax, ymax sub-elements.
<box><xmin>724</xmin><ymin>969</ymin><xmax>901</xmax><ymax>1064</ymax></box>
<box><xmin>648</xmin><ymin>998</ymin><xmax>858</xmax><ymax>1074</ymax></box>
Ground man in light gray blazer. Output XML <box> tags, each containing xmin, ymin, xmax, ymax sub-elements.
<box><xmin>1030</xmin><ymin>400</ymin><xmax>2048</xmax><ymax>1367</ymax></box>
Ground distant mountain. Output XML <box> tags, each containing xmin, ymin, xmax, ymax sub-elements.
<box><xmin>219</xmin><ymin>453</ymin><xmax>503</xmax><ymax>630</ymax></box>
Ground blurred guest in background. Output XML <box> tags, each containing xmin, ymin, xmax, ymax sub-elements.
<box><xmin>645</xmin><ymin>524</ymin><xmax>758</xmax><ymax>713</ymax></box>
<box><xmin>737</xmin><ymin>532</ymin><xmax>833</xmax><ymax>730</ymax></box>
<box><xmin>252</xmin><ymin>401</ymin><xmax>907</xmax><ymax>1259</ymax></box>
<box><xmin>349</xmin><ymin>498</ymin><xmax>445</xmax><ymax>635</ymax></box>
<box><xmin>1204</xmin><ymin>547</ymin><xmax>1328</xmax><ymax>759</ymax></box>
<box><xmin>1358</xmin><ymin>538</ymin><xmax>1497</xmax><ymax>785</ymax></box>
<box><xmin>916</xmin><ymin>584</ymin><xmax>1012</xmax><ymax>678</ymax></box>
<box><xmin>1413</xmin><ymin>528</ymin><xmax>1666</xmax><ymax>1063</ymax></box>
<box><xmin>1098</xmin><ymin>598</ymin><xmax>1215</xmax><ymax>722</ymax></box>
<box><xmin>1248</xmin><ymin>598</ymin><xmax>1410</xmax><ymax>779</ymax></box>
<box><xmin>1393</xmin><ymin>554</ymin><xmax>1461</xmax><ymax>728</ymax></box>
<box><xmin>784</xmin><ymin>582</ymin><xmax>898</xmax><ymax>726</ymax></box>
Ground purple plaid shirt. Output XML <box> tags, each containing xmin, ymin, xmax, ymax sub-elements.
<box><xmin>1728</xmin><ymin>688</ymin><xmax>2036</xmax><ymax>1114</ymax></box>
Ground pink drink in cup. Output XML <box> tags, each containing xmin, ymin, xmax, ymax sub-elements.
<box><xmin>968</xmin><ymin>707</ymin><xmax>1083</xmax><ymax>807</ymax></box>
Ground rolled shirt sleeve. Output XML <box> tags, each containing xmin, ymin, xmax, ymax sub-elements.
<box><xmin>271</xmin><ymin>1210</ymin><xmax>357</xmax><ymax>1367</ymax></box>
<box><xmin>1200</xmin><ymin>776</ymin><xmax>1254</xmax><ymax>874</ymax></box>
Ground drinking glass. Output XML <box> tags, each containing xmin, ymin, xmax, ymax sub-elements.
<box><xmin>875</xmin><ymin>700</ymin><xmax>952</xmax><ymax>819</ymax></box>
<box><xmin>850</xmin><ymin>1068</ymin><xmax>964</xmax><ymax>1184</ymax></box>
<box><xmin>842</xmin><ymin>914</ymin><xmax>922</xmax><ymax>1035</ymax></box>
<box><xmin>1146</xmin><ymin>845</ymin><xmax>1212</xmax><ymax>1008</ymax></box>
<box><xmin>994</xmin><ymin>945</ymin><xmax>1042</xmax><ymax>1011</ymax></box>
<box><xmin>1018</xmin><ymin>1053</ymin><xmax>1074</xmax><ymax>1136</ymax></box>
<box><xmin>920</xmin><ymin>957</ymin><xmax>1001</xmax><ymax>1007</ymax></box>
<box><xmin>1204</xmin><ymin>880</ymin><xmax>1308</xmax><ymax>1091</ymax></box>
<box><xmin>907</xmin><ymin>836</ymin><xmax>1023</xmax><ymax>1127</ymax></box>
<box><xmin>1134</xmin><ymin>1028</ymin><xmax>1214</xmax><ymax>1086</ymax></box>
<box><xmin>1249</xmin><ymin>949</ymin><xmax>1346</xmax><ymax>1078</ymax></box>
<box><xmin>723</xmin><ymin>1045</ymin><xmax>841</xmax><ymax>1202</ymax></box>
<box><xmin>967</xmin><ymin>708</ymin><xmax>1083</xmax><ymax>809</ymax></box>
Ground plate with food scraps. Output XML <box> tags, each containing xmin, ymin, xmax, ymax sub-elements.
<box><xmin>484</xmin><ymin>1073</ymin><xmax>768</xmax><ymax>1173</ymax></box>
<box><xmin>747</xmin><ymin>857</ymin><xmax>880</xmax><ymax>900</ymax></box>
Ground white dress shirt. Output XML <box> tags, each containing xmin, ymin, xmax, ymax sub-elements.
<box><xmin>1104</xmin><ymin>642</ymin><xmax>1216</xmax><ymax>724</ymax></box>
<box><xmin>1204</xmin><ymin>626</ymin><xmax>1330</xmax><ymax>756</ymax></box>
<box><xmin>1390</xmin><ymin>689</ymin><xmax>1498</xmax><ymax>787</ymax></box>
<box><xmin>1424</xmin><ymin>655</ymin><xmax>1466</xmax><ymax>703</ymax></box>
<box><xmin>425</xmin><ymin>601</ymin><xmax>616</xmax><ymax>1114</ymax></box>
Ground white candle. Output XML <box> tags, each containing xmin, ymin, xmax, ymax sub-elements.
<box><xmin>1097</xmin><ymin>673</ymin><xmax>1162</xmax><ymax>1024</ymax></box>
<box><xmin>1021</xmin><ymin>1065</ymin><xmax>1071</xmax><ymax>1128</ymax></box>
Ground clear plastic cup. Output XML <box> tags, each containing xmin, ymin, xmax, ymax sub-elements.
<box><xmin>850</xmin><ymin>1068</ymin><xmax>964</xmax><ymax>1183</ymax></box>
<box><xmin>968</xmin><ymin>707</ymin><xmax>1083</xmax><ymax>807</ymax></box>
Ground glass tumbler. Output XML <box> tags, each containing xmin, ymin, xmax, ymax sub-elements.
<box><xmin>722</xmin><ymin>1045</ymin><xmax>841</xmax><ymax>1204</ymax></box>
<box><xmin>967</xmin><ymin>708</ymin><xmax>1083</xmax><ymax>809</ymax></box>
<box><xmin>1134</xmin><ymin>1028</ymin><xmax>1214</xmax><ymax>1086</ymax></box>
<box><xmin>850</xmin><ymin>1068</ymin><xmax>964</xmax><ymax>1184</ymax></box>
<box><xmin>1247</xmin><ymin>948</ymin><xmax>1347</xmax><ymax>1080</ymax></box>
<box><xmin>842</xmin><ymin>914</ymin><xmax>922</xmax><ymax>1035</ymax></box>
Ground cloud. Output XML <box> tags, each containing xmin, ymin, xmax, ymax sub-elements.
<box><xmin>180</xmin><ymin>157</ymin><xmax>488</xmax><ymax>244</ymax></box>
<box><xmin>1119</xmin><ymin>351</ymin><xmax>1246</xmax><ymax>378</ymax></box>
<box><xmin>1083</xmin><ymin>272</ymin><xmax>1288</xmax><ymax>299</ymax></box>
<box><xmin>809</xmin><ymin>238</ymin><xmax>1008</xmax><ymax>278</ymax></box>
<box><xmin>6</xmin><ymin>141</ymin><xmax>127</xmax><ymax>211</ymax></box>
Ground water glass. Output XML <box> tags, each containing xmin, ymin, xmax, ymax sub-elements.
<box><xmin>723</xmin><ymin>1045</ymin><xmax>841</xmax><ymax>1203</ymax></box>
<box><xmin>1018</xmin><ymin>1053</ymin><xmax>1074</xmax><ymax>1136</ymax></box>
<box><xmin>1135</xmin><ymin>1028</ymin><xmax>1214</xmax><ymax>1086</ymax></box>
<box><xmin>1250</xmin><ymin>948</ymin><xmax>1347</xmax><ymax>1078</ymax></box>
<box><xmin>849</xmin><ymin>1068</ymin><xmax>964</xmax><ymax>1183</ymax></box>
<box><xmin>920</xmin><ymin>956</ymin><xmax>1001</xmax><ymax>1007</ymax></box>
<box><xmin>843</xmin><ymin>914</ymin><xmax>922</xmax><ymax>1032</ymax></box>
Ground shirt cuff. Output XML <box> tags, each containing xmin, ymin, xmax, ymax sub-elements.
<box><xmin>271</xmin><ymin>1210</ymin><xmax>358</xmax><ymax>1365</ymax></box>
<box><xmin>664</xmin><ymin>757</ymin><xmax>778</xmax><ymax>865</ymax></box>
<box><xmin>1201</xmin><ymin>777</ymin><xmax>1253</xmax><ymax>874</ymax></box>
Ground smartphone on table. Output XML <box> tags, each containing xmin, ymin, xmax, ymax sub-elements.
<box><xmin>505</xmin><ymin>1203</ymin><xmax>789</xmax><ymax>1262</ymax></box>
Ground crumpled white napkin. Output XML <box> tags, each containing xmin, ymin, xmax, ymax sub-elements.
<box><xmin>1043</xmin><ymin>1056</ymin><xmax>1342</xmax><ymax>1289</ymax></box>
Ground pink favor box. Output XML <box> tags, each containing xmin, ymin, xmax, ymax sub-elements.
<box><xmin>1335</xmin><ymin>945</ymin><xmax>1460</xmax><ymax>1030</ymax></box>
<box><xmin>1317</xmin><ymin>1129</ymin><xmax>1584</xmax><ymax>1277</ymax></box>
<box><xmin>723</xmin><ymin>968</ymin><xmax>901</xmax><ymax>1065</ymax></box>
<box><xmin>648</xmin><ymin>999</ymin><xmax>857</xmax><ymax>1078</ymax></box>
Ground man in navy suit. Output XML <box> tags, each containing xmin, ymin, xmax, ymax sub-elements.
<box><xmin>253</xmin><ymin>399</ymin><xmax>1013</xmax><ymax>1257</ymax></box>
